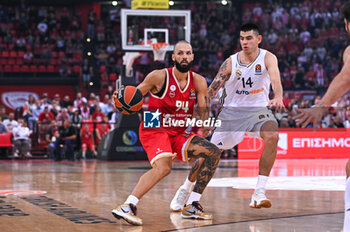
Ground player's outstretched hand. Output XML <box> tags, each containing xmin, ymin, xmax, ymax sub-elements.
<box><xmin>293</xmin><ymin>107</ymin><xmax>327</xmax><ymax>128</ymax></box>
<box><xmin>267</xmin><ymin>98</ymin><xmax>286</xmax><ymax>113</ymax></box>
<box><xmin>112</xmin><ymin>85</ymin><xmax>124</xmax><ymax>110</ymax></box>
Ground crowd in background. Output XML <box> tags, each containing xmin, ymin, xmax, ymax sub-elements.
<box><xmin>0</xmin><ymin>0</ymin><xmax>350</xmax><ymax>159</ymax></box>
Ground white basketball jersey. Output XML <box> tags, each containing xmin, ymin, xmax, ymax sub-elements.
<box><xmin>221</xmin><ymin>48</ymin><xmax>271</xmax><ymax>107</ymax></box>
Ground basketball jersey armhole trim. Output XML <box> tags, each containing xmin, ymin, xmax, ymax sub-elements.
<box><xmin>150</xmin><ymin>69</ymin><xmax>169</xmax><ymax>99</ymax></box>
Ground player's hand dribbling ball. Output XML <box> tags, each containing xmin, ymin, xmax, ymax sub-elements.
<box><xmin>113</xmin><ymin>86</ymin><xmax>144</xmax><ymax>115</ymax></box>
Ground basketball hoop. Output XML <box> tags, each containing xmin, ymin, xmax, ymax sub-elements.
<box><xmin>152</xmin><ymin>42</ymin><xmax>169</xmax><ymax>61</ymax></box>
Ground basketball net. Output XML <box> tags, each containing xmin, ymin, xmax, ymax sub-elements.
<box><xmin>123</xmin><ymin>52</ymin><xmax>141</xmax><ymax>77</ymax></box>
<box><xmin>152</xmin><ymin>42</ymin><xmax>169</xmax><ymax>61</ymax></box>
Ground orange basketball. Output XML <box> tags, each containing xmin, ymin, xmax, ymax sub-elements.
<box><xmin>113</xmin><ymin>86</ymin><xmax>144</xmax><ymax>115</ymax></box>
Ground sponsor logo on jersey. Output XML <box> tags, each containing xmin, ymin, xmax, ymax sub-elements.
<box><xmin>169</xmin><ymin>91</ymin><xmax>176</xmax><ymax>98</ymax></box>
<box><xmin>143</xmin><ymin>110</ymin><xmax>161</xmax><ymax>128</ymax></box>
<box><xmin>236</xmin><ymin>88</ymin><xmax>264</xmax><ymax>95</ymax></box>
<box><xmin>255</xmin><ymin>64</ymin><xmax>262</xmax><ymax>74</ymax></box>
<box><xmin>170</xmin><ymin>85</ymin><xmax>176</xmax><ymax>91</ymax></box>
<box><xmin>189</xmin><ymin>88</ymin><xmax>196</xmax><ymax>99</ymax></box>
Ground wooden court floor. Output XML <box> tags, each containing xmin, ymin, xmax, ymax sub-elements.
<box><xmin>0</xmin><ymin>158</ymin><xmax>346</xmax><ymax>232</ymax></box>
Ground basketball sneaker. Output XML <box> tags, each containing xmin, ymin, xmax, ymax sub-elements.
<box><xmin>181</xmin><ymin>201</ymin><xmax>212</xmax><ymax>220</ymax></box>
<box><xmin>249</xmin><ymin>188</ymin><xmax>272</xmax><ymax>209</ymax></box>
<box><xmin>170</xmin><ymin>186</ymin><xmax>190</xmax><ymax>212</ymax></box>
<box><xmin>112</xmin><ymin>204</ymin><xmax>142</xmax><ymax>226</ymax></box>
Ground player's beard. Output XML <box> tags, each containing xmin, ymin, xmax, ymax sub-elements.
<box><xmin>175</xmin><ymin>60</ymin><xmax>193</xmax><ymax>73</ymax></box>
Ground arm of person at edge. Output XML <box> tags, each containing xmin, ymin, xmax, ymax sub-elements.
<box><xmin>208</xmin><ymin>57</ymin><xmax>232</xmax><ymax>101</ymax></box>
<box><xmin>265</xmin><ymin>51</ymin><xmax>285</xmax><ymax>112</ymax></box>
<box><xmin>294</xmin><ymin>46</ymin><xmax>350</xmax><ymax>128</ymax></box>
<box><xmin>193</xmin><ymin>73</ymin><xmax>210</xmax><ymax>137</ymax></box>
<box><xmin>112</xmin><ymin>69</ymin><xmax>166</xmax><ymax>105</ymax></box>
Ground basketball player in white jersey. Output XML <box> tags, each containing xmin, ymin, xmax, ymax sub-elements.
<box><xmin>295</xmin><ymin>3</ymin><xmax>350</xmax><ymax>231</ymax></box>
<box><xmin>171</xmin><ymin>23</ymin><xmax>285</xmax><ymax>211</ymax></box>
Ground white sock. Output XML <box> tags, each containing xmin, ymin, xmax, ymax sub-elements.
<box><xmin>255</xmin><ymin>175</ymin><xmax>268</xmax><ymax>190</ymax></box>
<box><xmin>124</xmin><ymin>195</ymin><xmax>139</xmax><ymax>206</ymax></box>
<box><xmin>186</xmin><ymin>191</ymin><xmax>201</xmax><ymax>205</ymax></box>
<box><xmin>182</xmin><ymin>177</ymin><xmax>195</xmax><ymax>191</ymax></box>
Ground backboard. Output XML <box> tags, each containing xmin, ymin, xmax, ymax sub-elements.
<box><xmin>121</xmin><ymin>9</ymin><xmax>191</xmax><ymax>51</ymax></box>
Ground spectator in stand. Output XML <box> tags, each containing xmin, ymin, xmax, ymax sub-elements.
<box><xmin>87</xmin><ymin>10</ymin><xmax>95</xmax><ymax>38</ymax></box>
<box><xmin>3</xmin><ymin>113</ymin><xmax>18</xmax><ymax>132</ymax></box>
<box><xmin>55</xmin><ymin>120</ymin><xmax>76</xmax><ymax>161</ymax></box>
<box><xmin>32</xmin><ymin>100</ymin><xmax>43</xmax><ymax>123</ymax></box>
<box><xmin>80</xmin><ymin>102</ymin><xmax>91</xmax><ymax>120</ymax></box>
<box><xmin>109</xmin><ymin>108</ymin><xmax>119</xmax><ymax>130</ymax></box>
<box><xmin>38</xmin><ymin>106</ymin><xmax>54</xmax><ymax>131</ymax></box>
<box><xmin>12</xmin><ymin>118</ymin><xmax>32</xmax><ymax>158</ymax></box>
<box><xmin>344</xmin><ymin>112</ymin><xmax>350</xmax><ymax>128</ymax></box>
<box><xmin>81</xmin><ymin>59</ymin><xmax>94</xmax><ymax>88</ymax></box>
<box><xmin>59</xmin><ymin>61</ymin><xmax>72</xmax><ymax>77</ymax></box>
<box><xmin>73</xmin><ymin>92</ymin><xmax>87</xmax><ymax>109</ymax></box>
<box><xmin>45</xmin><ymin>120</ymin><xmax>58</xmax><ymax>159</ymax></box>
<box><xmin>102</xmin><ymin>98</ymin><xmax>114</xmax><ymax>118</ymax></box>
<box><xmin>95</xmin><ymin>120</ymin><xmax>109</xmax><ymax>146</ymax></box>
<box><xmin>60</xmin><ymin>95</ymin><xmax>73</xmax><ymax>108</ymax></box>
<box><xmin>92</xmin><ymin>106</ymin><xmax>105</xmax><ymax>122</ymax></box>
<box><xmin>23</xmin><ymin>50</ymin><xmax>33</xmax><ymax>64</ymax></box>
<box><xmin>0</xmin><ymin>106</ymin><xmax>8</xmax><ymax>120</ymax></box>
<box><xmin>56</xmin><ymin>108</ymin><xmax>70</xmax><ymax>123</ymax></box>
<box><xmin>0</xmin><ymin>116</ymin><xmax>9</xmax><ymax>134</ymax></box>
<box><xmin>80</xmin><ymin>123</ymin><xmax>97</xmax><ymax>159</ymax></box>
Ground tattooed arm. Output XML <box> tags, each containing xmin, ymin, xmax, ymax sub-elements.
<box><xmin>208</xmin><ymin>57</ymin><xmax>232</xmax><ymax>101</ymax></box>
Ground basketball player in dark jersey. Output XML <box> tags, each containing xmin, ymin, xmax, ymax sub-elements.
<box><xmin>295</xmin><ymin>3</ymin><xmax>350</xmax><ymax>231</ymax></box>
<box><xmin>112</xmin><ymin>41</ymin><xmax>221</xmax><ymax>225</ymax></box>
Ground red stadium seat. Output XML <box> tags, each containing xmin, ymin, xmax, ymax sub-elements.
<box><xmin>12</xmin><ymin>65</ymin><xmax>20</xmax><ymax>72</ymax></box>
<box><xmin>1</xmin><ymin>51</ymin><xmax>9</xmax><ymax>57</ymax></box>
<box><xmin>7</xmin><ymin>44</ymin><xmax>14</xmax><ymax>50</ymax></box>
<box><xmin>8</xmin><ymin>58</ymin><xmax>15</xmax><ymax>65</ymax></box>
<box><xmin>73</xmin><ymin>53</ymin><xmax>82</xmax><ymax>62</ymax></box>
<box><xmin>9</xmin><ymin>51</ymin><xmax>17</xmax><ymax>58</ymax></box>
<box><xmin>21</xmin><ymin>65</ymin><xmax>29</xmax><ymax>72</ymax></box>
<box><xmin>49</xmin><ymin>59</ymin><xmax>57</xmax><ymax>65</ymax></box>
<box><xmin>0</xmin><ymin>58</ymin><xmax>6</xmax><ymax>65</ymax></box>
<box><xmin>58</xmin><ymin>51</ymin><xmax>65</xmax><ymax>58</ymax></box>
<box><xmin>16</xmin><ymin>59</ymin><xmax>23</xmax><ymax>65</ymax></box>
<box><xmin>4</xmin><ymin>65</ymin><xmax>12</xmax><ymax>72</ymax></box>
<box><xmin>109</xmin><ymin>73</ymin><xmax>117</xmax><ymax>81</ymax></box>
<box><xmin>47</xmin><ymin>65</ymin><xmax>55</xmax><ymax>72</ymax></box>
<box><xmin>72</xmin><ymin>65</ymin><xmax>81</xmax><ymax>73</ymax></box>
<box><xmin>25</xmin><ymin>44</ymin><xmax>32</xmax><ymax>51</ymax></box>
<box><xmin>29</xmin><ymin>65</ymin><xmax>37</xmax><ymax>73</ymax></box>
<box><xmin>52</xmin><ymin>51</ymin><xmax>58</xmax><ymax>58</ymax></box>
<box><xmin>17</xmin><ymin>51</ymin><xmax>24</xmax><ymax>58</ymax></box>
<box><xmin>99</xmin><ymin>65</ymin><xmax>106</xmax><ymax>73</ymax></box>
<box><xmin>38</xmin><ymin>65</ymin><xmax>46</xmax><ymax>72</ymax></box>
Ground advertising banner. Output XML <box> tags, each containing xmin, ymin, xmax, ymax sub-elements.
<box><xmin>0</xmin><ymin>85</ymin><xmax>76</xmax><ymax>112</ymax></box>
<box><xmin>238</xmin><ymin>129</ymin><xmax>350</xmax><ymax>159</ymax></box>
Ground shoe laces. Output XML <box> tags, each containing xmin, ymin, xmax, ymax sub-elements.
<box><xmin>129</xmin><ymin>204</ymin><xmax>137</xmax><ymax>216</ymax></box>
<box><xmin>191</xmin><ymin>201</ymin><xmax>204</xmax><ymax>212</ymax></box>
<box><xmin>176</xmin><ymin>188</ymin><xmax>188</xmax><ymax>203</ymax></box>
